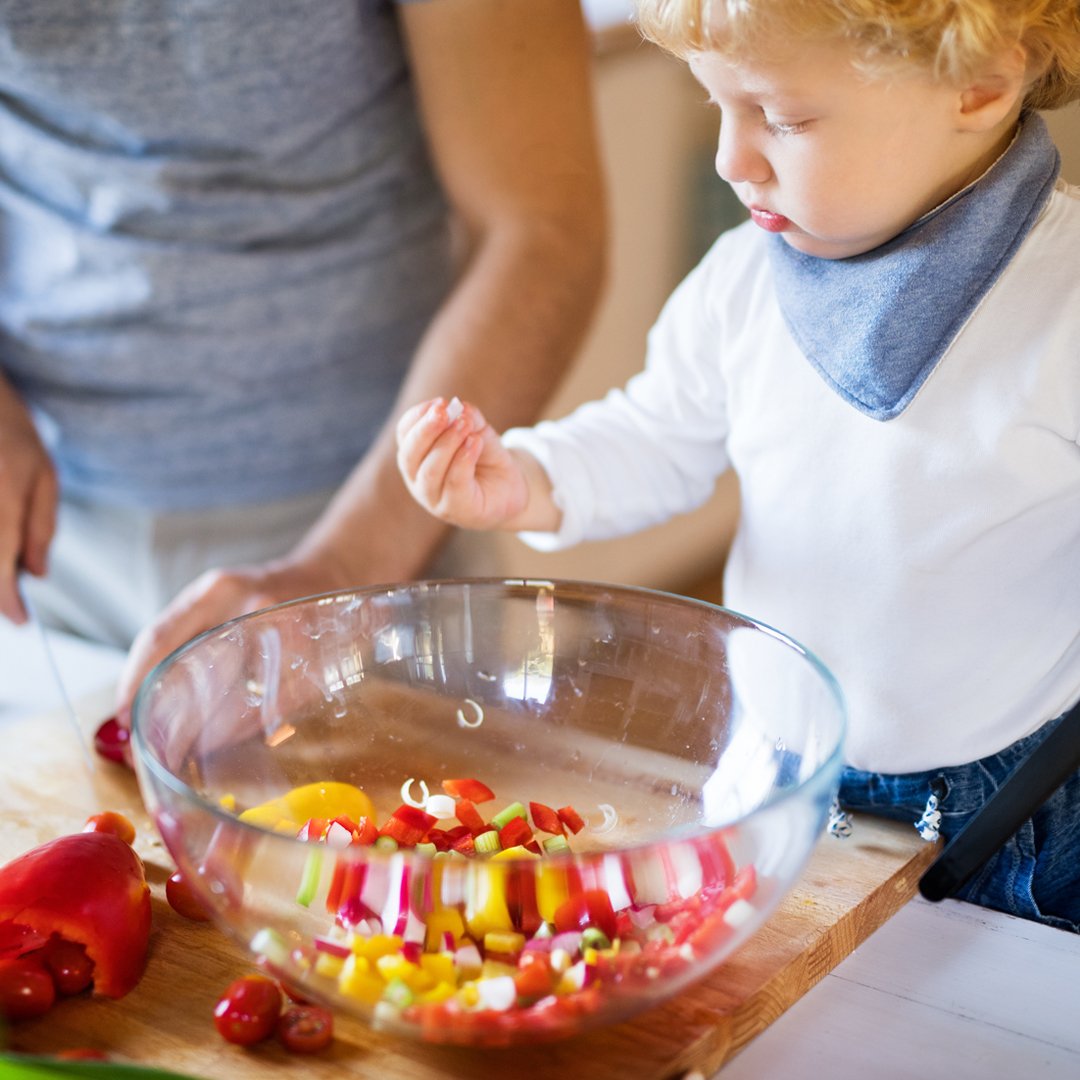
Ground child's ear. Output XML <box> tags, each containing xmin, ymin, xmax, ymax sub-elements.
<box><xmin>957</xmin><ymin>44</ymin><xmax>1028</xmax><ymax>131</ymax></box>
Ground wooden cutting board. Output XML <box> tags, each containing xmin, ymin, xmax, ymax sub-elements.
<box><xmin>1</xmin><ymin>691</ymin><xmax>937</xmax><ymax>1079</ymax></box>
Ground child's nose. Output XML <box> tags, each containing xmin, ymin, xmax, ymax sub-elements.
<box><xmin>714</xmin><ymin>120</ymin><xmax>771</xmax><ymax>185</ymax></box>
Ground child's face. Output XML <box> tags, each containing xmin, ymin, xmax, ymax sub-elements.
<box><xmin>689</xmin><ymin>37</ymin><xmax>1006</xmax><ymax>259</ymax></box>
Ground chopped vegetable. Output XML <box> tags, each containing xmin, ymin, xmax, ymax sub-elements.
<box><xmin>239</xmin><ymin>782</ymin><xmax>374</xmax><ymax>834</ymax></box>
<box><xmin>441</xmin><ymin>779</ymin><xmax>495</xmax><ymax>804</ymax></box>
<box><xmin>224</xmin><ymin>776</ymin><xmax>757</xmax><ymax>1042</ymax></box>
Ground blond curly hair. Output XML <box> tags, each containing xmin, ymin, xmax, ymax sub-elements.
<box><xmin>633</xmin><ymin>0</ymin><xmax>1080</xmax><ymax>109</ymax></box>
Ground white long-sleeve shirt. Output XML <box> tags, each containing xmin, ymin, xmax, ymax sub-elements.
<box><xmin>505</xmin><ymin>181</ymin><xmax>1080</xmax><ymax>773</ymax></box>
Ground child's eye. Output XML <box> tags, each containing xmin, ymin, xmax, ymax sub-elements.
<box><xmin>762</xmin><ymin>116</ymin><xmax>808</xmax><ymax>136</ymax></box>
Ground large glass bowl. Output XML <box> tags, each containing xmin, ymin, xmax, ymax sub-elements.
<box><xmin>132</xmin><ymin>579</ymin><xmax>845</xmax><ymax>1046</ymax></box>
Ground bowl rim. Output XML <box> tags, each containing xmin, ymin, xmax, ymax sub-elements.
<box><xmin>130</xmin><ymin>576</ymin><xmax>847</xmax><ymax>863</ymax></box>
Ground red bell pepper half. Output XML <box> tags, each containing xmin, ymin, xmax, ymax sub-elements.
<box><xmin>0</xmin><ymin>827</ymin><xmax>151</xmax><ymax>999</ymax></box>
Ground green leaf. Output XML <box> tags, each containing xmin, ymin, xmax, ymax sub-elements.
<box><xmin>0</xmin><ymin>1053</ymin><xmax>207</xmax><ymax>1080</ymax></box>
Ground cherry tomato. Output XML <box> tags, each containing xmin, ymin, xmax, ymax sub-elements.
<box><xmin>92</xmin><ymin>716</ymin><xmax>132</xmax><ymax>768</ymax></box>
<box><xmin>0</xmin><ymin>955</ymin><xmax>56</xmax><ymax>1020</ymax></box>
<box><xmin>213</xmin><ymin>975</ymin><xmax>282</xmax><ymax>1046</ymax></box>
<box><xmin>166</xmin><ymin>871</ymin><xmax>211</xmax><ymax>922</ymax></box>
<box><xmin>42</xmin><ymin>937</ymin><xmax>95</xmax><ymax>996</ymax></box>
<box><xmin>276</xmin><ymin>1004</ymin><xmax>334</xmax><ymax>1054</ymax></box>
<box><xmin>83</xmin><ymin>811</ymin><xmax>136</xmax><ymax>846</ymax></box>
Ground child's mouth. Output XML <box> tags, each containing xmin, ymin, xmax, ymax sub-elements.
<box><xmin>750</xmin><ymin>208</ymin><xmax>791</xmax><ymax>233</ymax></box>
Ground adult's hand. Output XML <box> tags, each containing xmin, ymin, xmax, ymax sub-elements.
<box><xmin>0</xmin><ymin>374</ymin><xmax>58</xmax><ymax>623</ymax></box>
<box><xmin>114</xmin><ymin>554</ymin><xmax>354</xmax><ymax>722</ymax></box>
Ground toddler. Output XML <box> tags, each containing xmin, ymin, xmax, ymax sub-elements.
<box><xmin>397</xmin><ymin>0</ymin><xmax>1080</xmax><ymax>930</ymax></box>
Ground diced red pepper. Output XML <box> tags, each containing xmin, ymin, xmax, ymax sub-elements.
<box><xmin>325</xmin><ymin>860</ymin><xmax>348</xmax><ymax>913</ymax></box>
<box><xmin>450</xmin><ymin>832</ymin><xmax>476</xmax><ymax>856</ymax></box>
<box><xmin>507</xmin><ymin>868</ymin><xmax>543</xmax><ymax>936</ymax></box>
<box><xmin>423</xmin><ymin>828</ymin><xmax>452</xmax><ymax>851</ymax></box>
<box><xmin>454</xmin><ymin>799</ymin><xmax>487</xmax><ymax>834</ymax></box>
<box><xmin>528</xmin><ymin>801</ymin><xmax>564</xmax><ymax>836</ymax></box>
<box><xmin>0</xmin><ymin>829</ymin><xmax>150</xmax><ymax>998</ymax></box>
<box><xmin>497</xmin><ymin>817</ymin><xmax>533</xmax><ymax>850</ymax></box>
<box><xmin>556</xmin><ymin>805</ymin><xmax>586</xmax><ymax>834</ymax></box>
<box><xmin>296</xmin><ymin>818</ymin><xmax>327</xmax><ymax>842</ymax></box>
<box><xmin>553</xmin><ymin>889</ymin><xmax>617</xmax><ymax>941</ymax></box>
<box><xmin>378</xmin><ymin>805</ymin><xmax>437</xmax><ymax>847</ymax></box>
<box><xmin>513</xmin><ymin>956</ymin><xmax>555</xmax><ymax>1004</ymax></box>
<box><xmin>441</xmin><ymin>778</ymin><xmax>496</xmax><ymax>804</ymax></box>
<box><xmin>353</xmin><ymin>816</ymin><xmax>378</xmax><ymax>846</ymax></box>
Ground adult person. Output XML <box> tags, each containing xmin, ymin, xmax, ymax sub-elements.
<box><xmin>0</xmin><ymin>0</ymin><xmax>607</xmax><ymax>715</ymax></box>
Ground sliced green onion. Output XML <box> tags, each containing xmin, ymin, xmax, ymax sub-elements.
<box><xmin>581</xmin><ymin>926</ymin><xmax>611</xmax><ymax>950</ymax></box>
<box><xmin>375</xmin><ymin>835</ymin><xmax>399</xmax><ymax>852</ymax></box>
<box><xmin>542</xmin><ymin>834</ymin><xmax>570</xmax><ymax>855</ymax></box>
<box><xmin>414</xmin><ymin>841</ymin><xmax>438</xmax><ymax>858</ymax></box>
<box><xmin>490</xmin><ymin>801</ymin><xmax>527</xmax><ymax>829</ymax></box>
<box><xmin>382</xmin><ymin>977</ymin><xmax>414</xmax><ymax>1008</ymax></box>
<box><xmin>295</xmin><ymin>848</ymin><xmax>323</xmax><ymax>907</ymax></box>
<box><xmin>250</xmin><ymin>927</ymin><xmax>289</xmax><ymax>968</ymax></box>
<box><xmin>474</xmin><ymin>829</ymin><xmax>501</xmax><ymax>855</ymax></box>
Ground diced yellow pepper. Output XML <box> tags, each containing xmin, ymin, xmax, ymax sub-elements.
<box><xmin>338</xmin><ymin>954</ymin><xmax>385</xmax><ymax>1005</ymax></box>
<box><xmin>419</xmin><ymin>953</ymin><xmax>456</xmax><ymax>986</ymax></box>
<box><xmin>314</xmin><ymin>952</ymin><xmax>345</xmax><ymax>979</ymax></box>
<box><xmin>484</xmin><ymin>930</ymin><xmax>526</xmax><ymax>956</ymax></box>
<box><xmin>239</xmin><ymin>781</ymin><xmax>375</xmax><ymax>833</ymax></box>
<box><xmin>536</xmin><ymin>865</ymin><xmax>572</xmax><ymax>923</ymax></box>
<box><xmin>458</xmin><ymin>982</ymin><xmax>481</xmax><ymax>1008</ymax></box>
<box><xmin>464</xmin><ymin>864</ymin><xmax>513</xmax><ymax>938</ymax></box>
<box><xmin>481</xmin><ymin>958</ymin><xmax>518</xmax><ymax>980</ymax></box>
<box><xmin>490</xmin><ymin>845</ymin><xmax>540</xmax><ymax>861</ymax></box>
<box><xmin>424</xmin><ymin>907</ymin><xmax>465</xmax><ymax>951</ymax></box>
<box><xmin>417</xmin><ymin>981</ymin><xmax>457</xmax><ymax>1005</ymax></box>
<box><xmin>352</xmin><ymin>933</ymin><xmax>404</xmax><ymax>960</ymax></box>
<box><xmin>375</xmin><ymin>953</ymin><xmax>418</xmax><ymax>983</ymax></box>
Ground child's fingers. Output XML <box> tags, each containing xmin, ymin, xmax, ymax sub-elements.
<box><xmin>396</xmin><ymin>399</ymin><xmax>457</xmax><ymax>479</ymax></box>
<box><xmin>395</xmin><ymin>398</ymin><xmax>442</xmax><ymax>442</ymax></box>
<box><xmin>402</xmin><ymin>417</ymin><xmax>474</xmax><ymax>506</ymax></box>
<box><xmin>442</xmin><ymin>432</ymin><xmax>486</xmax><ymax>496</ymax></box>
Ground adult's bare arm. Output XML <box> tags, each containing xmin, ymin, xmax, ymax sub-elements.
<box><xmin>115</xmin><ymin>0</ymin><xmax>607</xmax><ymax>711</ymax></box>
<box><xmin>0</xmin><ymin>371</ymin><xmax>58</xmax><ymax>623</ymax></box>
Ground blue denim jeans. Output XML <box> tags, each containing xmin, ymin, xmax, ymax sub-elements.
<box><xmin>839</xmin><ymin>711</ymin><xmax>1080</xmax><ymax>933</ymax></box>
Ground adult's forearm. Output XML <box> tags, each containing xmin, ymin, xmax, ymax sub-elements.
<box><xmin>290</xmin><ymin>205</ymin><xmax>606</xmax><ymax>588</ymax></box>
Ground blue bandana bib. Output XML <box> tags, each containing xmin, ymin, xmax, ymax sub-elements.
<box><xmin>767</xmin><ymin>114</ymin><xmax>1061</xmax><ymax>420</ymax></box>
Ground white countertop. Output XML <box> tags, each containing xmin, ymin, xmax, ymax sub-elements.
<box><xmin>2</xmin><ymin>620</ymin><xmax>1077</xmax><ymax>1078</ymax></box>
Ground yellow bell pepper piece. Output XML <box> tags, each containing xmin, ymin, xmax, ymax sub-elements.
<box><xmin>352</xmin><ymin>933</ymin><xmax>404</xmax><ymax>961</ymax></box>
<box><xmin>238</xmin><ymin>781</ymin><xmax>374</xmax><ymax>832</ymax></box>
<box><xmin>419</xmin><ymin>953</ymin><xmax>456</xmax><ymax>986</ymax></box>
<box><xmin>338</xmin><ymin>954</ymin><xmax>385</xmax><ymax>1005</ymax></box>
<box><xmin>417</xmin><ymin>981</ymin><xmax>457</xmax><ymax>1005</ymax></box>
<box><xmin>464</xmin><ymin>863</ymin><xmax>513</xmax><ymax>938</ymax></box>
<box><xmin>424</xmin><ymin>907</ymin><xmax>465</xmax><ymax>952</ymax></box>
<box><xmin>536</xmin><ymin>865</ymin><xmax>572</xmax><ymax>924</ymax></box>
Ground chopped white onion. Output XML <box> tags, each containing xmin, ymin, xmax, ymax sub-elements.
<box><xmin>426</xmin><ymin>793</ymin><xmax>456</xmax><ymax>819</ymax></box>
<box><xmin>456</xmin><ymin>698</ymin><xmax>484</xmax><ymax>729</ymax></box>
<box><xmin>400</xmin><ymin>777</ymin><xmax>430</xmax><ymax>808</ymax></box>
<box><xmin>591</xmin><ymin>803</ymin><xmax>618</xmax><ymax>834</ymax></box>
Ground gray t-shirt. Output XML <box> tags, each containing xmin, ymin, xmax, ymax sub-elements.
<box><xmin>0</xmin><ymin>0</ymin><xmax>452</xmax><ymax>510</ymax></box>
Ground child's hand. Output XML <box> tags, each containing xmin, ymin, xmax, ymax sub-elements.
<box><xmin>396</xmin><ymin>397</ymin><xmax>532</xmax><ymax>530</ymax></box>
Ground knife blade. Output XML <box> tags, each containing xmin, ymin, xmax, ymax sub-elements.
<box><xmin>20</xmin><ymin>579</ymin><xmax>96</xmax><ymax>771</ymax></box>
